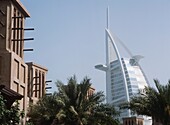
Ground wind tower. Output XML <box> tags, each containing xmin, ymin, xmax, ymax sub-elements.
<box><xmin>0</xmin><ymin>0</ymin><xmax>51</xmax><ymax>124</ymax></box>
<box><xmin>0</xmin><ymin>0</ymin><xmax>31</xmax><ymax>113</ymax></box>
<box><xmin>95</xmin><ymin>7</ymin><xmax>150</xmax><ymax>123</ymax></box>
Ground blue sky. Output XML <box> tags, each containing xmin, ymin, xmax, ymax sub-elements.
<box><xmin>21</xmin><ymin>0</ymin><xmax>170</xmax><ymax>93</ymax></box>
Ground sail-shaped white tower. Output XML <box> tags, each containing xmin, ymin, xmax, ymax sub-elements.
<box><xmin>95</xmin><ymin>8</ymin><xmax>151</xmax><ymax>123</ymax></box>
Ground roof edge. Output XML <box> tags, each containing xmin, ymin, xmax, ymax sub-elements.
<box><xmin>26</xmin><ymin>62</ymin><xmax>48</xmax><ymax>71</ymax></box>
<box><xmin>12</xmin><ymin>0</ymin><xmax>30</xmax><ymax>17</ymax></box>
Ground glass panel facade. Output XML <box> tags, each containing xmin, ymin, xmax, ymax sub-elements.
<box><xmin>109</xmin><ymin>58</ymin><xmax>149</xmax><ymax>121</ymax></box>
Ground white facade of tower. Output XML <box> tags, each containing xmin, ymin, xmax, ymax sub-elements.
<box><xmin>95</xmin><ymin>8</ymin><xmax>151</xmax><ymax>124</ymax></box>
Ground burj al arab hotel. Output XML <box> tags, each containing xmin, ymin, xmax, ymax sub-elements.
<box><xmin>95</xmin><ymin>8</ymin><xmax>151</xmax><ymax>124</ymax></box>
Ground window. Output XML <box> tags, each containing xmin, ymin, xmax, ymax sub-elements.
<box><xmin>35</xmin><ymin>70</ymin><xmax>38</xmax><ymax>97</ymax></box>
<box><xmin>20</xmin><ymin>18</ymin><xmax>23</xmax><ymax>57</ymax></box>
<box><xmin>14</xmin><ymin>59</ymin><xmax>19</xmax><ymax>79</ymax></box>
<box><xmin>39</xmin><ymin>72</ymin><xmax>41</xmax><ymax>98</ymax></box>
<box><xmin>42</xmin><ymin>74</ymin><xmax>45</xmax><ymax>96</ymax></box>
<box><xmin>128</xmin><ymin>70</ymin><xmax>135</xmax><ymax>74</ymax></box>
<box><xmin>130</xmin><ymin>77</ymin><xmax>137</xmax><ymax>81</ymax></box>
<box><xmin>12</xmin><ymin>8</ymin><xmax>17</xmax><ymax>52</ymax></box>
<box><xmin>130</xmin><ymin>84</ymin><xmax>138</xmax><ymax>89</ymax></box>
<box><xmin>21</xmin><ymin>65</ymin><xmax>25</xmax><ymax>83</ymax></box>
<box><xmin>16</xmin><ymin>12</ymin><xmax>20</xmax><ymax>55</ymax></box>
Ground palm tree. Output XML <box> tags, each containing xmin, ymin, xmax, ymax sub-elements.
<box><xmin>55</xmin><ymin>76</ymin><xmax>119</xmax><ymax>125</ymax></box>
<box><xmin>28</xmin><ymin>93</ymin><xmax>63</xmax><ymax>125</ymax></box>
<box><xmin>89</xmin><ymin>103</ymin><xmax>120</xmax><ymax>125</ymax></box>
<box><xmin>0</xmin><ymin>94</ymin><xmax>22</xmax><ymax>125</ymax></box>
<box><xmin>29</xmin><ymin>76</ymin><xmax>119</xmax><ymax>125</ymax></box>
<box><xmin>120</xmin><ymin>79</ymin><xmax>170</xmax><ymax>125</ymax></box>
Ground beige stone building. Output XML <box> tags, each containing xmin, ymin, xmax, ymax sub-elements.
<box><xmin>122</xmin><ymin>117</ymin><xmax>144</xmax><ymax>125</ymax></box>
<box><xmin>0</xmin><ymin>0</ymin><xmax>49</xmax><ymax>123</ymax></box>
<box><xmin>0</xmin><ymin>0</ymin><xmax>29</xmax><ymax>112</ymax></box>
<box><xmin>27</xmin><ymin>62</ymin><xmax>48</xmax><ymax>104</ymax></box>
<box><xmin>87</xmin><ymin>86</ymin><xmax>95</xmax><ymax>97</ymax></box>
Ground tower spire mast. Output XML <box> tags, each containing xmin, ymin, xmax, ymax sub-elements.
<box><xmin>105</xmin><ymin>7</ymin><xmax>110</xmax><ymax>103</ymax></box>
<box><xmin>106</xmin><ymin>6</ymin><xmax>109</xmax><ymax>29</ymax></box>
<box><xmin>106</xmin><ymin>7</ymin><xmax>109</xmax><ymax>66</ymax></box>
